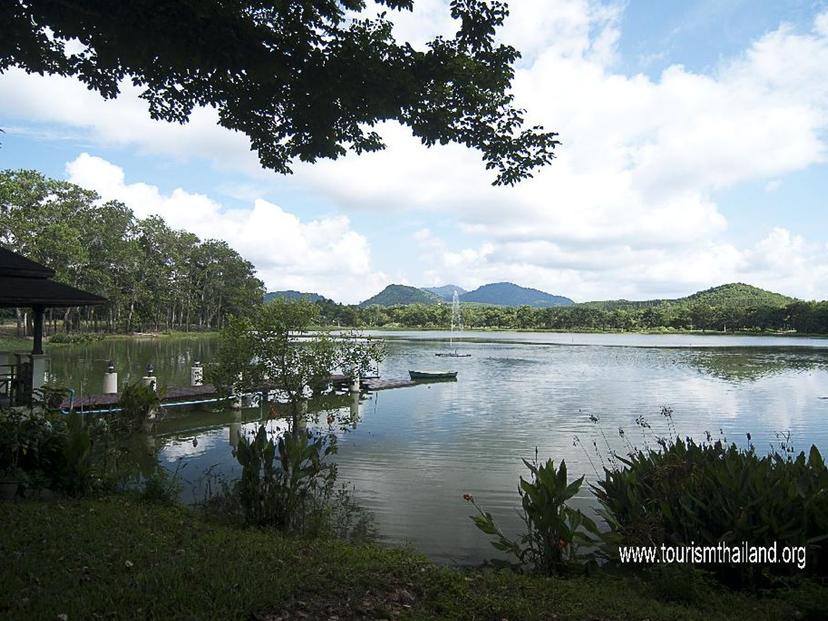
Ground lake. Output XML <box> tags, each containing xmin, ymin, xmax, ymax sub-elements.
<box><xmin>46</xmin><ymin>331</ymin><xmax>828</xmax><ymax>564</ymax></box>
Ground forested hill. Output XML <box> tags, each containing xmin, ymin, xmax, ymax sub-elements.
<box><xmin>359</xmin><ymin>282</ymin><xmax>573</xmax><ymax>307</ymax></box>
<box><xmin>584</xmin><ymin>283</ymin><xmax>794</xmax><ymax>310</ymax></box>
<box><xmin>264</xmin><ymin>290</ymin><xmax>331</xmax><ymax>304</ymax></box>
<box><xmin>309</xmin><ymin>282</ymin><xmax>828</xmax><ymax>334</ymax></box>
<box><xmin>461</xmin><ymin>282</ymin><xmax>574</xmax><ymax>307</ymax></box>
<box><xmin>359</xmin><ymin>285</ymin><xmax>441</xmax><ymax>307</ymax></box>
<box><xmin>683</xmin><ymin>283</ymin><xmax>794</xmax><ymax>307</ymax></box>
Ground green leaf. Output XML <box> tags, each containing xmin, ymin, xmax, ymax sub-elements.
<box><xmin>471</xmin><ymin>513</ymin><xmax>499</xmax><ymax>536</ymax></box>
<box><xmin>809</xmin><ymin>445</ymin><xmax>824</xmax><ymax>470</ymax></box>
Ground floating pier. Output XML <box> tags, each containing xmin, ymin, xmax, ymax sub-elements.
<box><xmin>62</xmin><ymin>384</ymin><xmax>222</xmax><ymax>411</ymax></box>
<box><xmin>362</xmin><ymin>377</ymin><xmax>417</xmax><ymax>391</ymax></box>
<box><xmin>60</xmin><ymin>373</ymin><xmax>444</xmax><ymax>412</ymax></box>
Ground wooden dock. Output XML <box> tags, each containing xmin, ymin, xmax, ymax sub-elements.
<box><xmin>362</xmin><ymin>377</ymin><xmax>416</xmax><ymax>390</ymax></box>
<box><xmin>362</xmin><ymin>376</ymin><xmax>456</xmax><ymax>390</ymax></box>
<box><xmin>63</xmin><ymin>384</ymin><xmax>222</xmax><ymax>410</ymax></box>
<box><xmin>60</xmin><ymin>374</ymin><xmax>449</xmax><ymax>411</ymax></box>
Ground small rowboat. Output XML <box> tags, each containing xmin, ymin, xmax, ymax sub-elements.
<box><xmin>409</xmin><ymin>370</ymin><xmax>458</xmax><ymax>380</ymax></box>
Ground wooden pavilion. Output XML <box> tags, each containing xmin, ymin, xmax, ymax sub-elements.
<box><xmin>0</xmin><ymin>247</ymin><xmax>107</xmax><ymax>405</ymax></box>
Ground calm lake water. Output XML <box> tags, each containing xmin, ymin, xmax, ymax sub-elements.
<box><xmin>46</xmin><ymin>331</ymin><xmax>828</xmax><ymax>564</ymax></box>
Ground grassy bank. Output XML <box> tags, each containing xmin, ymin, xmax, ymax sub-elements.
<box><xmin>0</xmin><ymin>330</ymin><xmax>218</xmax><ymax>350</ymax></box>
<box><xmin>0</xmin><ymin>335</ymin><xmax>29</xmax><ymax>351</ymax></box>
<box><xmin>0</xmin><ymin>497</ymin><xmax>823</xmax><ymax>620</ymax></box>
<box><xmin>100</xmin><ymin>330</ymin><xmax>220</xmax><ymax>340</ymax></box>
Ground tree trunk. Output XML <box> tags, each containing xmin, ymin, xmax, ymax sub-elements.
<box><xmin>128</xmin><ymin>299</ymin><xmax>135</xmax><ymax>332</ymax></box>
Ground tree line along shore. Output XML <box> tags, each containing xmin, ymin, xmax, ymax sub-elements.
<box><xmin>3</xmin><ymin>169</ymin><xmax>827</xmax><ymax>338</ymax></box>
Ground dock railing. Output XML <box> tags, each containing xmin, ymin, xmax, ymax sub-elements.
<box><xmin>0</xmin><ymin>362</ymin><xmax>16</xmax><ymax>405</ymax></box>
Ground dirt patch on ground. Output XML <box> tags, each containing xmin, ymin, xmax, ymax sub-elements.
<box><xmin>251</xmin><ymin>583</ymin><xmax>418</xmax><ymax>620</ymax></box>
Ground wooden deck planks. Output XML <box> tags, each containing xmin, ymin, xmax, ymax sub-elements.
<box><xmin>59</xmin><ymin>374</ymin><xmax>432</xmax><ymax>410</ymax></box>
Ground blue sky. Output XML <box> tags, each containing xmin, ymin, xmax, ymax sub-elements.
<box><xmin>618</xmin><ymin>1</ymin><xmax>826</xmax><ymax>75</ymax></box>
<box><xmin>2</xmin><ymin>0</ymin><xmax>828</xmax><ymax>303</ymax></box>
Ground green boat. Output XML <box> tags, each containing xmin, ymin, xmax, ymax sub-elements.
<box><xmin>408</xmin><ymin>370</ymin><xmax>458</xmax><ymax>380</ymax></box>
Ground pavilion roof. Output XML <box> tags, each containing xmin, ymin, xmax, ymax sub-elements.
<box><xmin>0</xmin><ymin>246</ymin><xmax>55</xmax><ymax>279</ymax></box>
<box><xmin>0</xmin><ymin>247</ymin><xmax>107</xmax><ymax>308</ymax></box>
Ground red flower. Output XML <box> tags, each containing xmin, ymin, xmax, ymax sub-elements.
<box><xmin>463</xmin><ymin>493</ymin><xmax>474</xmax><ymax>502</ymax></box>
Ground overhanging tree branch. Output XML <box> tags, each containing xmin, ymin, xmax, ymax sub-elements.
<box><xmin>0</xmin><ymin>0</ymin><xmax>560</xmax><ymax>185</ymax></box>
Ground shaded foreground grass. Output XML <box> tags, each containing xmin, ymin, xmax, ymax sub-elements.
<box><xmin>1</xmin><ymin>498</ymin><xmax>825</xmax><ymax>620</ymax></box>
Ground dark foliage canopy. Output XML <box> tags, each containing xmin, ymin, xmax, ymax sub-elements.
<box><xmin>2</xmin><ymin>0</ymin><xmax>559</xmax><ymax>185</ymax></box>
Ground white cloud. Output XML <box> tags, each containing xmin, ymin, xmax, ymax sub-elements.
<box><xmin>296</xmin><ymin>6</ymin><xmax>828</xmax><ymax>239</ymax></box>
<box><xmin>411</xmin><ymin>226</ymin><xmax>446</xmax><ymax>253</ymax></box>
<box><xmin>0</xmin><ymin>68</ymin><xmax>262</xmax><ymax>177</ymax></box>
<box><xmin>421</xmin><ymin>228</ymin><xmax>828</xmax><ymax>301</ymax></box>
<box><xmin>65</xmin><ymin>154</ymin><xmax>386</xmax><ymax>303</ymax></box>
<box><xmin>294</xmin><ymin>3</ymin><xmax>828</xmax><ymax>298</ymax></box>
<box><xmin>3</xmin><ymin>2</ymin><xmax>828</xmax><ymax>300</ymax></box>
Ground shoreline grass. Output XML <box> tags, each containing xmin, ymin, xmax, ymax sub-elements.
<box><xmin>1</xmin><ymin>496</ymin><xmax>824</xmax><ymax>620</ymax></box>
<box><xmin>351</xmin><ymin>325</ymin><xmax>828</xmax><ymax>338</ymax></box>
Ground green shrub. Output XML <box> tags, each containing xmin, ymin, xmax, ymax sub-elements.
<box><xmin>57</xmin><ymin>410</ymin><xmax>95</xmax><ymax>495</ymax></box>
<box><xmin>33</xmin><ymin>383</ymin><xmax>70</xmax><ymax>410</ymax></box>
<box><xmin>235</xmin><ymin>425</ymin><xmax>338</xmax><ymax>533</ymax></box>
<box><xmin>1</xmin><ymin>409</ymin><xmax>64</xmax><ymax>481</ymax></box>
<box><xmin>0</xmin><ymin>401</ymin><xmax>162</xmax><ymax>497</ymax></box>
<box><xmin>140</xmin><ymin>465</ymin><xmax>183</xmax><ymax>505</ymax></box>
<box><xmin>466</xmin><ymin>452</ymin><xmax>600</xmax><ymax>575</ymax></box>
<box><xmin>48</xmin><ymin>332</ymin><xmax>103</xmax><ymax>344</ymax></box>
<box><xmin>321</xmin><ymin>484</ymin><xmax>376</xmax><ymax>543</ymax></box>
<box><xmin>778</xmin><ymin>579</ymin><xmax>828</xmax><ymax>621</ymax></box>
<box><xmin>0</xmin><ymin>408</ymin><xmax>97</xmax><ymax>495</ymax></box>
<box><xmin>593</xmin><ymin>438</ymin><xmax>828</xmax><ymax>583</ymax></box>
<box><xmin>118</xmin><ymin>381</ymin><xmax>162</xmax><ymax>432</ymax></box>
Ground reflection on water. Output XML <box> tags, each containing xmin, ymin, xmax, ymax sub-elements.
<box><xmin>47</xmin><ymin>332</ymin><xmax>828</xmax><ymax>564</ymax></box>
<box><xmin>47</xmin><ymin>335</ymin><xmax>218</xmax><ymax>395</ymax></box>
<box><xmin>688</xmin><ymin>349</ymin><xmax>828</xmax><ymax>382</ymax></box>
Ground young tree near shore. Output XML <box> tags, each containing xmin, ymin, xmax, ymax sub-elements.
<box><xmin>210</xmin><ymin>299</ymin><xmax>385</xmax><ymax>424</ymax></box>
<box><xmin>1</xmin><ymin>0</ymin><xmax>559</xmax><ymax>186</ymax></box>
<box><xmin>210</xmin><ymin>299</ymin><xmax>385</xmax><ymax>531</ymax></box>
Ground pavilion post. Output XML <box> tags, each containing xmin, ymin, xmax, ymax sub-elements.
<box><xmin>28</xmin><ymin>304</ymin><xmax>49</xmax><ymax>397</ymax></box>
<box><xmin>32</xmin><ymin>305</ymin><xmax>45</xmax><ymax>355</ymax></box>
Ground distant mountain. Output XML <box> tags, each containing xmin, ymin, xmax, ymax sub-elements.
<box><xmin>423</xmin><ymin>284</ymin><xmax>467</xmax><ymax>301</ymax></box>
<box><xmin>359</xmin><ymin>284</ymin><xmax>442</xmax><ymax>307</ymax></box>
<box><xmin>460</xmin><ymin>282</ymin><xmax>574</xmax><ymax>307</ymax></box>
<box><xmin>264</xmin><ymin>290</ymin><xmax>329</xmax><ymax>304</ymax></box>
<box><xmin>584</xmin><ymin>283</ymin><xmax>794</xmax><ymax>310</ymax></box>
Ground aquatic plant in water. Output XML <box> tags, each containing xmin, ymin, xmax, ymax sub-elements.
<box><xmin>235</xmin><ymin>424</ymin><xmax>338</xmax><ymax>533</ymax></box>
<box><xmin>466</xmin><ymin>450</ymin><xmax>600</xmax><ymax>575</ymax></box>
